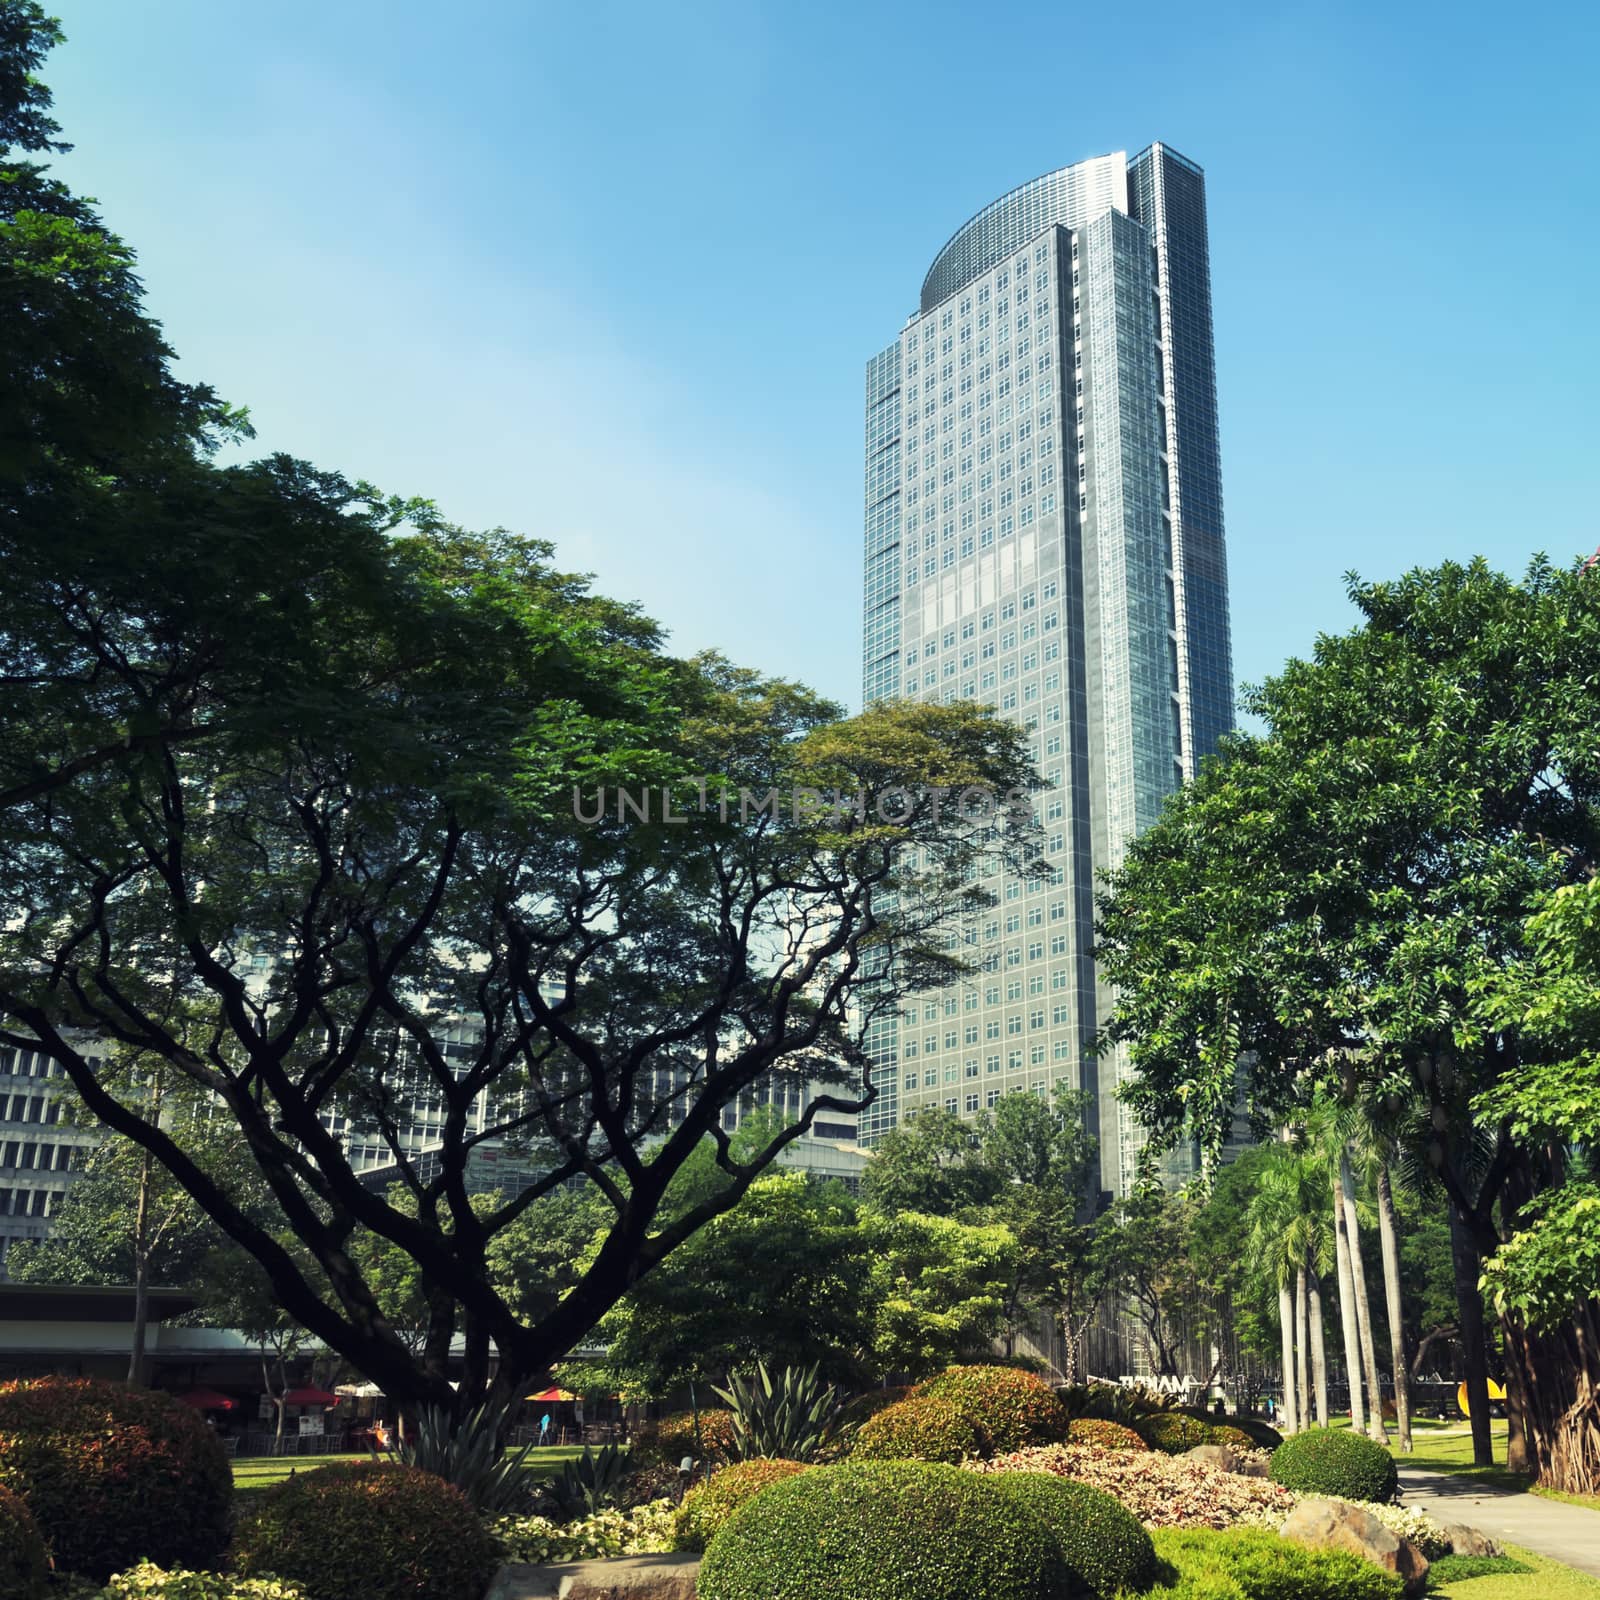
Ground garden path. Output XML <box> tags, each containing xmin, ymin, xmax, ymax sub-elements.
<box><xmin>1399</xmin><ymin>1466</ymin><xmax>1600</xmax><ymax>1578</ymax></box>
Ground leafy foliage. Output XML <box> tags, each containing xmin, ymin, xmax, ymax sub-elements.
<box><xmin>633</xmin><ymin>1409</ymin><xmax>738</xmax><ymax>1467</ymax></box>
<box><xmin>0</xmin><ymin>1480</ymin><xmax>47</xmax><ymax>1600</ymax></box>
<box><xmin>910</xmin><ymin>1364</ymin><xmax>1070</xmax><ymax>1454</ymax></box>
<box><xmin>850</xmin><ymin>1394</ymin><xmax>984</xmax><ymax>1464</ymax></box>
<box><xmin>100</xmin><ymin>1566</ymin><xmax>310</xmax><ymax>1600</ymax></box>
<box><xmin>1065</xmin><ymin>1417</ymin><xmax>1150</xmax><ymax>1451</ymax></box>
<box><xmin>714</xmin><ymin>1363</ymin><xmax>843</xmax><ymax>1464</ymax></box>
<box><xmin>231</xmin><ymin>1462</ymin><xmax>498</xmax><ymax>1600</ymax></box>
<box><xmin>489</xmin><ymin>1500</ymin><xmax>676</xmax><ymax>1564</ymax></box>
<box><xmin>1269</xmin><ymin>1428</ymin><xmax>1399</xmax><ymax>1504</ymax></box>
<box><xmin>545</xmin><ymin>1443</ymin><xmax>632</xmax><ymax>1519</ymax></box>
<box><xmin>395</xmin><ymin>1396</ymin><xmax>537</xmax><ymax>1513</ymax></box>
<box><xmin>1148</xmin><ymin>1526</ymin><xmax>1405</xmax><ymax>1600</ymax></box>
<box><xmin>989</xmin><ymin>1472</ymin><xmax>1158</xmax><ymax>1599</ymax></box>
<box><xmin>1425</xmin><ymin>1553</ymin><xmax>1532</xmax><ymax>1582</ymax></box>
<box><xmin>696</xmin><ymin>1460</ymin><xmax>1074</xmax><ymax>1600</ymax></box>
<box><xmin>672</xmin><ymin>1459</ymin><xmax>809</xmax><ymax>1552</ymax></box>
<box><xmin>1139</xmin><ymin>1412</ymin><xmax>1225</xmax><ymax>1455</ymax></box>
<box><xmin>0</xmin><ymin>1377</ymin><xmax>230</xmax><ymax>1581</ymax></box>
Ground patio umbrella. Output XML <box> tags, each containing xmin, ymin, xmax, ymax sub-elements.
<box><xmin>524</xmin><ymin>1386</ymin><xmax>576</xmax><ymax>1402</ymax></box>
<box><xmin>177</xmin><ymin>1388</ymin><xmax>238</xmax><ymax>1411</ymax></box>
<box><xmin>281</xmin><ymin>1385</ymin><xmax>341</xmax><ymax>1407</ymax></box>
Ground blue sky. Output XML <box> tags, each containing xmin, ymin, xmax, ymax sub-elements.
<box><xmin>43</xmin><ymin>0</ymin><xmax>1599</xmax><ymax>714</ymax></box>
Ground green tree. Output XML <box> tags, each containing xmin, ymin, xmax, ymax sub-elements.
<box><xmin>1096</xmin><ymin>558</ymin><xmax>1600</xmax><ymax>1490</ymax></box>
<box><xmin>858</xmin><ymin>1107</ymin><xmax>1000</xmax><ymax>1216</ymax></box>
<box><xmin>0</xmin><ymin>11</ymin><xmax>1040</xmax><ymax>1419</ymax></box>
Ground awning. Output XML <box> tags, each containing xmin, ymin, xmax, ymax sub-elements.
<box><xmin>335</xmin><ymin>1382</ymin><xmax>383</xmax><ymax>1398</ymax></box>
<box><xmin>177</xmin><ymin>1387</ymin><xmax>238</xmax><ymax>1411</ymax></box>
<box><xmin>281</xmin><ymin>1385</ymin><xmax>340</xmax><ymax>1407</ymax></box>
<box><xmin>525</xmin><ymin>1386</ymin><xmax>576</xmax><ymax>1402</ymax></box>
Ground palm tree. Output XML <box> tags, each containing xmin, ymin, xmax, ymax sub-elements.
<box><xmin>1338</xmin><ymin>1146</ymin><xmax>1390</xmax><ymax>1442</ymax></box>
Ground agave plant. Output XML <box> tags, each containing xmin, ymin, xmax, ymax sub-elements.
<box><xmin>545</xmin><ymin>1443</ymin><xmax>632</xmax><ymax>1520</ymax></box>
<box><xmin>396</xmin><ymin>1397</ymin><xmax>538</xmax><ymax>1514</ymax></box>
<box><xmin>712</xmin><ymin>1362</ymin><xmax>843</xmax><ymax>1463</ymax></box>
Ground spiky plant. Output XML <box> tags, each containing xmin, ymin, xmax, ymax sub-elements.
<box><xmin>713</xmin><ymin>1362</ymin><xmax>843</xmax><ymax>1464</ymax></box>
<box><xmin>545</xmin><ymin>1443</ymin><xmax>632</xmax><ymax>1520</ymax></box>
<box><xmin>396</xmin><ymin>1398</ymin><xmax>538</xmax><ymax>1514</ymax></box>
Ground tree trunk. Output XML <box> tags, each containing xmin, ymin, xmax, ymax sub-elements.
<box><xmin>1308</xmin><ymin>1267</ymin><xmax>1329</xmax><ymax>1428</ymax></box>
<box><xmin>1341</xmin><ymin>1151</ymin><xmax>1389</xmax><ymax>1442</ymax></box>
<box><xmin>1375</xmin><ymin>1160</ymin><xmax>1413</xmax><ymax>1451</ymax></box>
<box><xmin>1448</xmin><ymin>1199</ymin><xmax>1494</xmax><ymax>1468</ymax></box>
<box><xmin>1332</xmin><ymin>1163</ymin><xmax>1366</xmax><ymax>1433</ymax></box>
<box><xmin>1295</xmin><ymin>1263</ymin><xmax>1311</xmax><ymax>1432</ymax></box>
<box><xmin>1499</xmin><ymin>1303</ymin><xmax>1600</xmax><ymax>1495</ymax></box>
<box><xmin>1278</xmin><ymin>1279</ymin><xmax>1298</xmax><ymax>1434</ymax></box>
<box><xmin>126</xmin><ymin>1150</ymin><xmax>152</xmax><ymax>1387</ymax></box>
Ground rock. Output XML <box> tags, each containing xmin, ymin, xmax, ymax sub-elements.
<box><xmin>1439</xmin><ymin>1522</ymin><xmax>1499</xmax><ymax>1558</ymax></box>
<box><xmin>1185</xmin><ymin>1443</ymin><xmax>1268</xmax><ymax>1477</ymax></box>
<box><xmin>1280</xmin><ymin>1497</ymin><xmax>1430</xmax><ymax>1597</ymax></box>
<box><xmin>487</xmin><ymin>1554</ymin><xmax>701</xmax><ymax>1600</ymax></box>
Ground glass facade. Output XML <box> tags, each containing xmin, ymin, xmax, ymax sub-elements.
<box><xmin>859</xmin><ymin>146</ymin><xmax>1234</xmax><ymax>1196</ymax></box>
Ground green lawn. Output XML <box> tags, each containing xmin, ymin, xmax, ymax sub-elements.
<box><xmin>231</xmin><ymin>1444</ymin><xmax>587</xmax><ymax>1501</ymax></box>
<box><xmin>1432</xmin><ymin>1543</ymin><xmax>1600</xmax><ymax>1599</ymax></box>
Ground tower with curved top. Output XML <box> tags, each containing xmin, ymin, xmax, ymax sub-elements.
<box><xmin>860</xmin><ymin>145</ymin><xmax>1234</xmax><ymax>1197</ymax></box>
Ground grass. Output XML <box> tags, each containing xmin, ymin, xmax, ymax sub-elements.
<box><xmin>231</xmin><ymin>1444</ymin><xmax>587</xmax><ymax>1501</ymax></box>
<box><xmin>1532</xmin><ymin>1484</ymin><xmax>1600</xmax><ymax>1514</ymax></box>
<box><xmin>1429</xmin><ymin>1542</ymin><xmax>1600</xmax><ymax>1598</ymax></box>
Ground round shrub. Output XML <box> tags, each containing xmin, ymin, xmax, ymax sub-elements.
<box><xmin>1226</xmin><ymin>1415</ymin><xmax>1284</xmax><ymax>1451</ymax></box>
<box><xmin>911</xmin><ymin>1365</ymin><xmax>1069</xmax><ymax>1454</ymax></box>
<box><xmin>850</xmin><ymin>1394</ymin><xmax>983</xmax><ymax>1463</ymax></box>
<box><xmin>0</xmin><ymin>1377</ymin><xmax>231</xmax><ymax>1581</ymax></box>
<box><xmin>836</xmin><ymin>1386</ymin><xmax>911</xmax><ymax>1430</ymax></box>
<box><xmin>0</xmin><ymin>1481</ymin><xmax>48</xmax><ymax>1600</ymax></box>
<box><xmin>1269</xmin><ymin>1426</ymin><xmax>1399</xmax><ymax>1504</ymax></box>
<box><xmin>990</xmin><ymin>1472</ymin><xmax>1157</xmax><ymax>1600</ymax></box>
<box><xmin>674</xmin><ymin>1458</ymin><xmax>808</xmax><ymax>1551</ymax></box>
<box><xmin>635</xmin><ymin>1408</ymin><xmax>738</xmax><ymax>1465</ymax></box>
<box><xmin>698</xmin><ymin>1460</ymin><xmax>1072</xmax><ymax>1600</ymax></box>
<box><xmin>1064</xmin><ymin>1417</ymin><xmax>1150</xmax><ymax>1452</ymax></box>
<box><xmin>232</xmin><ymin>1461</ymin><xmax>499</xmax><ymax>1600</ymax></box>
<box><xmin>1136</xmin><ymin>1410</ymin><xmax>1218</xmax><ymax>1455</ymax></box>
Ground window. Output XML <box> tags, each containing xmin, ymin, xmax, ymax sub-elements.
<box><xmin>965</xmin><ymin>1094</ymin><xmax>980</xmax><ymax>1113</ymax></box>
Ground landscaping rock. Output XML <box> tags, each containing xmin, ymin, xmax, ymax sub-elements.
<box><xmin>1186</xmin><ymin>1443</ymin><xmax>1268</xmax><ymax>1478</ymax></box>
<box><xmin>1439</xmin><ymin>1521</ymin><xmax>1500</xmax><ymax>1558</ymax></box>
<box><xmin>1280</xmin><ymin>1496</ymin><xmax>1430</xmax><ymax>1597</ymax></box>
<box><xmin>487</xmin><ymin>1554</ymin><xmax>700</xmax><ymax>1600</ymax></box>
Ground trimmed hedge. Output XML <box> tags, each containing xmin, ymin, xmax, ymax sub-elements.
<box><xmin>1149</xmin><ymin>1526</ymin><xmax>1405</xmax><ymax>1599</ymax></box>
<box><xmin>1064</xmin><ymin>1417</ymin><xmax>1150</xmax><ymax>1452</ymax></box>
<box><xmin>232</xmin><ymin>1461</ymin><xmax>499</xmax><ymax>1600</ymax></box>
<box><xmin>911</xmin><ymin>1365</ymin><xmax>1069</xmax><ymax>1454</ymax></box>
<box><xmin>1226</xmin><ymin>1416</ymin><xmax>1285</xmax><ymax>1451</ymax></box>
<box><xmin>1269</xmin><ymin>1427</ymin><xmax>1399</xmax><ymax>1504</ymax></box>
<box><xmin>0</xmin><ymin>1480</ymin><xmax>48</xmax><ymax>1600</ymax></box>
<box><xmin>990</xmin><ymin>1472</ymin><xmax>1157</xmax><ymax>1600</ymax></box>
<box><xmin>697</xmin><ymin>1460</ymin><xmax>1073</xmax><ymax>1600</ymax></box>
<box><xmin>635</xmin><ymin>1408</ymin><xmax>738</xmax><ymax>1465</ymax></box>
<box><xmin>102</xmin><ymin>1564</ymin><xmax>312</xmax><ymax>1600</ymax></box>
<box><xmin>1136</xmin><ymin>1411</ymin><xmax>1219</xmax><ymax>1455</ymax></box>
<box><xmin>0</xmin><ymin>1377</ymin><xmax>232</xmax><ymax>1581</ymax></box>
<box><xmin>836</xmin><ymin>1386</ymin><xmax>911</xmax><ymax>1431</ymax></box>
<box><xmin>850</xmin><ymin>1394</ymin><xmax>983</xmax><ymax>1464</ymax></box>
<box><xmin>674</xmin><ymin>1458</ymin><xmax>809</xmax><ymax>1552</ymax></box>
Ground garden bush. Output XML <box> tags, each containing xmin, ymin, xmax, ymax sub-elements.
<box><xmin>989</xmin><ymin>1471</ymin><xmax>1157</xmax><ymax>1599</ymax></box>
<box><xmin>101</xmin><ymin>1563</ymin><xmax>312</xmax><ymax>1600</ymax></box>
<box><xmin>0</xmin><ymin>1377</ymin><xmax>231</xmax><ymax>1581</ymax></box>
<box><xmin>969</xmin><ymin>1444</ymin><xmax>1298</xmax><ymax>1530</ymax></box>
<box><xmin>673</xmin><ymin>1458</ymin><xmax>809</xmax><ymax>1551</ymax></box>
<box><xmin>836</xmin><ymin>1386</ymin><xmax>911</xmax><ymax>1430</ymax></box>
<box><xmin>1226</xmin><ymin>1416</ymin><xmax>1284</xmax><ymax>1451</ymax></box>
<box><xmin>911</xmin><ymin>1365</ymin><xmax>1069</xmax><ymax>1453</ymax></box>
<box><xmin>1147</xmin><ymin>1526</ymin><xmax>1405</xmax><ymax>1600</ymax></box>
<box><xmin>1269</xmin><ymin>1428</ymin><xmax>1398</xmax><ymax>1504</ymax></box>
<box><xmin>1138</xmin><ymin>1411</ymin><xmax>1221</xmax><ymax>1455</ymax></box>
<box><xmin>634</xmin><ymin>1408</ymin><xmax>737</xmax><ymax>1465</ymax></box>
<box><xmin>697</xmin><ymin>1460</ymin><xmax>1073</xmax><ymax>1600</ymax></box>
<box><xmin>850</xmin><ymin>1394</ymin><xmax>983</xmax><ymax>1463</ymax></box>
<box><xmin>1064</xmin><ymin>1416</ymin><xmax>1150</xmax><ymax>1452</ymax></box>
<box><xmin>490</xmin><ymin>1500</ymin><xmax>676</xmax><ymax>1563</ymax></box>
<box><xmin>232</xmin><ymin>1461</ymin><xmax>499</xmax><ymax>1600</ymax></box>
<box><xmin>0</xmin><ymin>1480</ymin><xmax>48</xmax><ymax>1600</ymax></box>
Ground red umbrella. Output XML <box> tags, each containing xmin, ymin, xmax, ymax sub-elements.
<box><xmin>525</xmin><ymin>1386</ymin><xmax>576</xmax><ymax>1402</ymax></box>
<box><xmin>177</xmin><ymin>1388</ymin><xmax>238</xmax><ymax>1411</ymax></box>
<box><xmin>281</xmin><ymin>1385</ymin><xmax>340</xmax><ymax>1407</ymax></box>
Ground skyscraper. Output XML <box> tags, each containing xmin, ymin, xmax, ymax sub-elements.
<box><xmin>860</xmin><ymin>146</ymin><xmax>1233</xmax><ymax>1197</ymax></box>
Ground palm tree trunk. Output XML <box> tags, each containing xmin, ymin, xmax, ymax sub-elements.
<box><xmin>1375</xmin><ymin>1160</ymin><xmax>1413</xmax><ymax>1452</ymax></box>
<box><xmin>1278</xmin><ymin>1279</ymin><xmax>1298</xmax><ymax>1433</ymax></box>
<box><xmin>1308</xmin><ymin>1265</ymin><xmax>1329</xmax><ymax>1427</ymax></box>
<box><xmin>1341</xmin><ymin>1150</ymin><xmax>1390</xmax><ymax>1443</ymax></box>
<box><xmin>1332</xmin><ymin>1164</ymin><xmax>1367</xmax><ymax>1433</ymax></box>
<box><xmin>1293</xmin><ymin>1267</ymin><xmax>1311</xmax><ymax>1422</ymax></box>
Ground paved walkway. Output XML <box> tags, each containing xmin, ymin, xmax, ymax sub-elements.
<box><xmin>1399</xmin><ymin>1465</ymin><xmax>1600</xmax><ymax>1578</ymax></box>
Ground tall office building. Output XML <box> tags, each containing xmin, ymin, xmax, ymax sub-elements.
<box><xmin>860</xmin><ymin>146</ymin><xmax>1233</xmax><ymax>1197</ymax></box>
